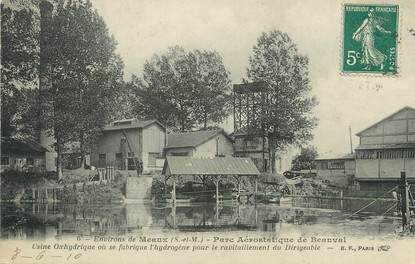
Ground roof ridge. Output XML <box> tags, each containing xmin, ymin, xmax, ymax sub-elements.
<box><xmin>356</xmin><ymin>106</ymin><xmax>415</xmax><ymax>136</ymax></box>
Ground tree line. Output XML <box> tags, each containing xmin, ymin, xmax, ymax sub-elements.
<box><xmin>1</xmin><ymin>0</ymin><xmax>318</xmax><ymax>174</ymax></box>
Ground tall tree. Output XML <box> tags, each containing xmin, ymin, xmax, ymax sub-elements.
<box><xmin>44</xmin><ymin>0</ymin><xmax>124</xmax><ymax>171</ymax></box>
<box><xmin>191</xmin><ymin>50</ymin><xmax>232</xmax><ymax>129</ymax></box>
<box><xmin>246</xmin><ymin>30</ymin><xmax>318</xmax><ymax>172</ymax></box>
<box><xmin>1</xmin><ymin>4</ymin><xmax>39</xmax><ymax>137</ymax></box>
<box><xmin>291</xmin><ymin>146</ymin><xmax>318</xmax><ymax>171</ymax></box>
<box><xmin>138</xmin><ymin>46</ymin><xmax>231</xmax><ymax>132</ymax></box>
<box><xmin>2</xmin><ymin>0</ymin><xmax>124</xmax><ymax>176</ymax></box>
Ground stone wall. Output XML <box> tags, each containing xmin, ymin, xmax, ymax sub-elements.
<box><xmin>125</xmin><ymin>177</ymin><xmax>153</xmax><ymax>200</ymax></box>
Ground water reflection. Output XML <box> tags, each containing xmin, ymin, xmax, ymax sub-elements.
<box><xmin>1</xmin><ymin>197</ymin><xmax>400</xmax><ymax>240</ymax></box>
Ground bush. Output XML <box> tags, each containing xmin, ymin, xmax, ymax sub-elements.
<box><xmin>56</xmin><ymin>185</ymin><xmax>78</xmax><ymax>204</ymax></box>
<box><xmin>1</xmin><ymin>171</ymin><xmax>43</xmax><ymax>200</ymax></box>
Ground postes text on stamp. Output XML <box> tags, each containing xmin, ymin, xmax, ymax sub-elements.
<box><xmin>343</xmin><ymin>4</ymin><xmax>399</xmax><ymax>75</ymax></box>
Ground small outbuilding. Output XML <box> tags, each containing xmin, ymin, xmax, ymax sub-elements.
<box><xmin>91</xmin><ymin>119</ymin><xmax>166</xmax><ymax>173</ymax></box>
<box><xmin>315</xmin><ymin>153</ymin><xmax>355</xmax><ymax>186</ymax></box>
<box><xmin>1</xmin><ymin>137</ymin><xmax>47</xmax><ymax>173</ymax></box>
<box><xmin>164</xmin><ymin>130</ymin><xmax>233</xmax><ymax>158</ymax></box>
<box><xmin>162</xmin><ymin>156</ymin><xmax>260</xmax><ymax>205</ymax></box>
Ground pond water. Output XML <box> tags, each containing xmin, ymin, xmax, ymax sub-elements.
<box><xmin>1</xmin><ymin>197</ymin><xmax>401</xmax><ymax>241</ymax></box>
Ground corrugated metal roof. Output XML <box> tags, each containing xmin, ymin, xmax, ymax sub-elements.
<box><xmin>166</xmin><ymin>130</ymin><xmax>230</xmax><ymax>149</ymax></box>
<box><xmin>162</xmin><ymin>156</ymin><xmax>260</xmax><ymax>176</ymax></box>
<box><xmin>355</xmin><ymin>143</ymin><xmax>415</xmax><ymax>150</ymax></box>
<box><xmin>315</xmin><ymin>153</ymin><xmax>355</xmax><ymax>160</ymax></box>
<box><xmin>104</xmin><ymin>119</ymin><xmax>164</xmax><ymax>131</ymax></box>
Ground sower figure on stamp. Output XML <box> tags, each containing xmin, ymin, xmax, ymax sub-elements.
<box><xmin>352</xmin><ymin>8</ymin><xmax>391</xmax><ymax>71</ymax></box>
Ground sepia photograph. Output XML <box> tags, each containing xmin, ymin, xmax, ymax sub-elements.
<box><xmin>1</xmin><ymin>0</ymin><xmax>414</xmax><ymax>263</ymax></box>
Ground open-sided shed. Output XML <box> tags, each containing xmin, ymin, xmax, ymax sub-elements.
<box><xmin>162</xmin><ymin>156</ymin><xmax>260</xmax><ymax>205</ymax></box>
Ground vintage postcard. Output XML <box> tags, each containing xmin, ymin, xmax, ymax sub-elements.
<box><xmin>1</xmin><ymin>0</ymin><xmax>414</xmax><ymax>264</ymax></box>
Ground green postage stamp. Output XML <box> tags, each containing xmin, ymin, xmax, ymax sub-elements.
<box><xmin>342</xmin><ymin>4</ymin><xmax>399</xmax><ymax>75</ymax></box>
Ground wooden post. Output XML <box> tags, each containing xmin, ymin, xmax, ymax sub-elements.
<box><xmin>237</xmin><ymin>204</ymin><xmax>241</xmax><ymax>224</ymax></box>
<box><xmin>216</xmin><ymin>176</ymin><xmax>220</xmax><ymax>205</ymax></box>
<box><xmin>202</xmin><ymin>176</ymin><xmax>206</xmax><ymax>192</ymax></box>
<box><xmin>172</xmin><ymin>203</ymin><xmax>177</xmax><ymax>229</ymax></box>
<box><xmin>164</xmin><ymin>176</ymin><xmax>167</xmax><ymax>196</ymax></box>
<box><xmin>216</xmin><ymin>202</ymin><xmax>219</xmax><ymax>226</ymax></box>
<box><xmin>255</xmin><ymin>176</ymin><xmax>258</xmax><ymax>203</ymax></box>
<box><xmin>400</xmin><ymin>171</ymin><xmax>410</xmax><ymax>230</ymax></box>
<box><xmin>172</xmin><ymin>175</ymin><xmax>176</xmax><ymax>207</ymax></box>
<box><xmin>255</xmin><ymin>204</ymin><xmax>258</xmax><ymax>226</ymax></box>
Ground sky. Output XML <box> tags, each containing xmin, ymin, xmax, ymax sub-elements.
<box><xmin>89</xmin><ymin>0</ymin><xmax>415</xmax><ymax>155</ymax></box>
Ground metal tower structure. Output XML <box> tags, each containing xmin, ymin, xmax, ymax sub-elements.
<box><xmin>233</xmin><ymin>82</ymin><xmax>269</xmax><ymax>172</ymax></box>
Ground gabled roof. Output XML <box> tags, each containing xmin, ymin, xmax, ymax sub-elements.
<box><xmin>356</xmin><ymin>106</ymin><xmax>415</xmax><ymax>137</ymax></box>
<box><xmin>165</xmin><ymin>130</ymin><xmax>232</xmax><ymax>149</ymax></box>
<box><xmin>162</xmin><ymin>156</ymin><xmax>260</xmax><ymax>176</ymax></box>
<box><xmin>315</xmin><ymin>153</ymin><xmax>355</xmax><ymax>161</ymax></box>
<box><xmin>104</xmin><ymin>119</ymin><xmax>165</xmax><ymax>131</ymax></box>
<box><xmin>1</xmin><ymin>137</ymin><xmax>48</xmax><ymax>155</ymax></box>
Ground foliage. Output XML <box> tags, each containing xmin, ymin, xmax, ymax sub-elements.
<box><xmin>246</xmin><ymin>30</ymin><xmax>318</xmax><ymax>171</ymax></box>
<box><xmin>291</xmin><ymin>146</ymin><xmax>318</xmax><ymax>171</ymax></box>
<box><xmin>1</xmin><ymin>171</ymin><xmax>43</xmax><ymax>200</ymax></box>
<box><xmin>109</xmin><ymin>75</ymin><xmax>142</xmax><ymax>121</ymax></box>
<box><xmin>1</xmin><ymin>4</ymin><xmax>39</xmax><ymax>137</ymax></box>
<box><xmin>57</xmin><ymin>185</ymin><xmax>79</xmax><ymax>204</ymax></box>
<box><xmin>81</xmin><ymin>182</ymin><xmax>124</xmax><ymax>204</ymax></box>
<box><xmin>2</xmin><ymin>1</ymin><xmax>124</xmax><ymax>174</ymax></box>
<box><xmin>151</xmin><ymin>179</ymin><xmax>165</xmax><ymax>195</ymax></box>
<box><xmin>137</xmin><ymin>46</ymin><xmax>232</xmax><ymax>132</ymax></box>
<box><xmin>41</xmin><ymin>0</ymin><xmax>124</xmax><ymax>165</ymax></box>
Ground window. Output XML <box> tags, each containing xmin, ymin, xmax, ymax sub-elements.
<box><xmin>171</xmin><ymin>152</ymin><xmax>188</xmax><ymax>156</ymax></box>
<box><xmin>330</xmin><ymin>161</ymin><xmax>345</xmax><ymax>169</ymax></box>
<box><xmin>357</xmin><ymin>148</ymin><xmax>415</xmax><ymax>160</ymax></box>
<box><xmin>148</xmin><ymin>153</ymin><xmax>160</xmax><ymax>167</ymax></box>
<box><xmin>98</xmin><ymin>154</ymin><xmax>106</xmax><ymax>167</ymax></box>
<box><xmin>115</xmin><ymin>153</ymin><xmax>123</xmax><ymax>160</ymax></box>
<box><xmin>26</xmin><ymin>157</ymin><xmax>34</xmax><ymax>166</ymax></box>
<box><xmin>317</xmin><ymin>162</ymin><xmax>328</xmax><ymax>170</ymax></box>
<box><xmin>1</xmin><ymin>157</ymin><xmax>9</xmax><ymax>165</ymax></box>
<box><xmin>246</xmin><ymin>140</ymin><xmax>252</xmax><ymax>147</ymax></box>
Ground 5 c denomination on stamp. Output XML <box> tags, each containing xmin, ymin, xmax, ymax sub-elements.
<box><xmin>342</xmin><ymin>4</ymin><xmax>399</xmax><ymax>75</ymax></box>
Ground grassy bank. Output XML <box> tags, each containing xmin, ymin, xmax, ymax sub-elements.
<box><xmin>1</xmin><ymin>169</ymin><xmax>126</xmax><ymax>204</ymax></box>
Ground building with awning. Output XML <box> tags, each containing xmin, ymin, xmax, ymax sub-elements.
<box><xmin>162</xmin><ymin>156</ymin><xmax>260</xmax><ymax>204</ymax></box>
